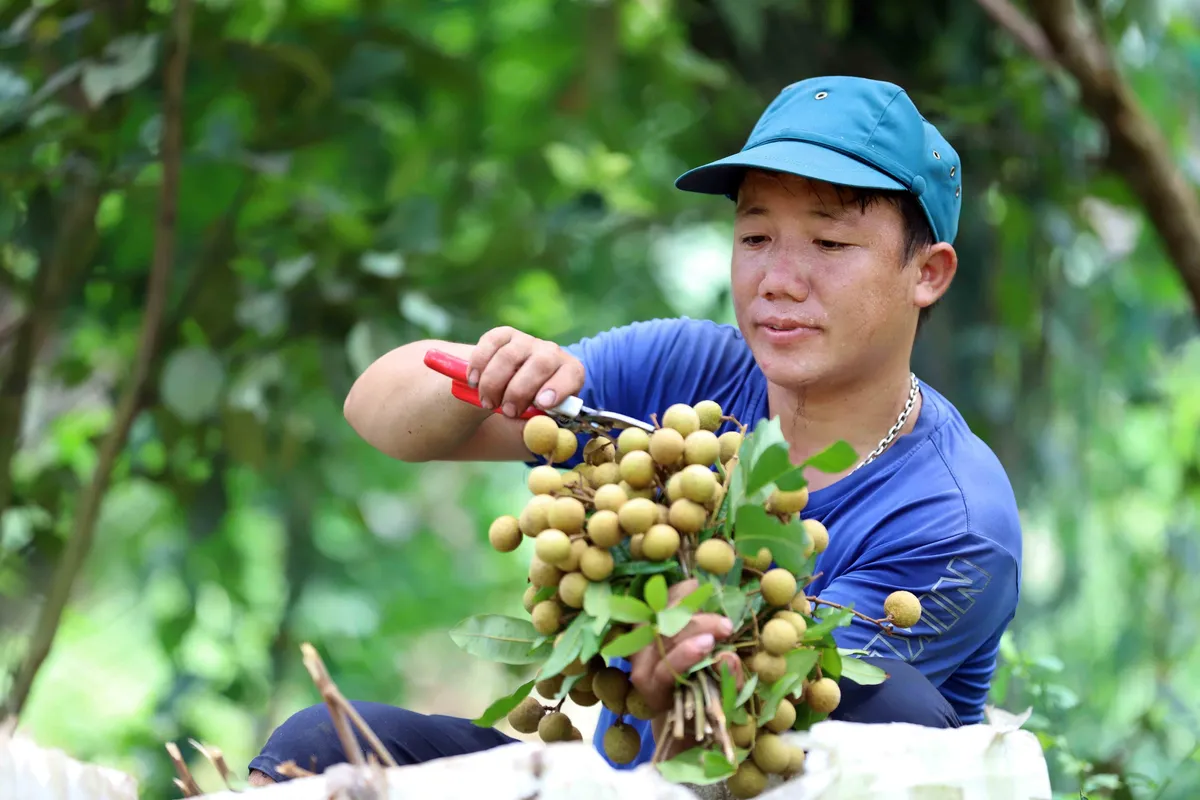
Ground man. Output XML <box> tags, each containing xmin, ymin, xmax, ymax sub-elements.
<box><xmin>248</xmin><ymin>75</ymin><xmax>1022</xmax><ymax>784</ymax></box>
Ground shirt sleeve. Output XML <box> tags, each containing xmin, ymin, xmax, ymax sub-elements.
<box><xmin>814</xmin><ymin>530</ymin><xmax>1019</xmax><ymax>689</ymax></box>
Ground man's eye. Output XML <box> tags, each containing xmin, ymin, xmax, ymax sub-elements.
<box><xmin>741</xmin><ymin>235</ymin><xmax>768</xmax><ymax>246</ymax></box>
<box><xmin>816</xmin><ymin>240</ymin><xmax>847</xmax><ymax>250</ymax></box>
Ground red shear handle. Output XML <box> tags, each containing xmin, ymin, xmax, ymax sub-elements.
<box><xmin>423</xmin><ymin>348</ymin><xmax>470</xmax><ymax>383</ymax></box>
<box><xmin>425</xmin><ymin>348</ymin><xmax>544</xmax><ymax>420</ymax></box>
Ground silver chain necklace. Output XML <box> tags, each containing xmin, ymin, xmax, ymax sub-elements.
<box><xmin>852</xmin><ymin>373</ymin><xmax>920</xmax><ymax>472</ymax></box>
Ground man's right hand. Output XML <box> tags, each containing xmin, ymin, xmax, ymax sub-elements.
<box><xmin>466</xmin><ymin>326</ymin><xmax>585</xmax><ymax>418</ymax></box>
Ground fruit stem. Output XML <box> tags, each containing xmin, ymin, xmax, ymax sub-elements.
<box><xmin>655</xmin><ymin>632</ymin><xmax>685</xmax><ymax>684</ymax></box>
<box><xmin>802</xmin><ymin>571</ymin><xmax>824</xmax><ymax>588</ymax></box>
<box><xmin>806</xmin><ymin>596</ymin><xmax>890</xmax><ymax>629</ymax></box>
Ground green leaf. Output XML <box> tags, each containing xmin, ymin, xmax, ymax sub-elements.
<box><xmin>449</xmin><ymin>615</ymin><xmax>551</xmax><ymax>664</ymax></box>
<box><xmin>774</xmin><ymin>468</ymin><xmax>808</xmax><ymax>492</ymax></box>
<box><xmin>680</xmin><ymin>582</ymin><xmax>715</xmax><ymax>612</ymax></box>
<box><xmin>840</xmin><ymin>656</ymin><xmax>888</xmax><ymax>685</ymax></box>
<box><xmin>786</xmin><ymin>648</ymin><xmax>821</xmax><ymax>681</ymax></box>
<box><xmin>656</xmin><ymin>748</ymin><xmax>731</xmax><ymax>786</ymax></box>
<box><xmin>805</xmin><ymin>441</ymin><xmax>857</xmax><ymax>473</ymax></box>
<box><xmin>720</xmin><ymin>660</ymin><xmax>738</xmax><ymax>719</ymax></box>
<box><xmin>601</xmin><ymin>625</ymin><xmax>655</xmax><ymax>659</ymax></box>
<box><xmin>584</xmin><ymin>581</ymin><xmax>612</xmax><ymax>631</ymax></box>
<box><xmin>160</xmin><ymin>346</ymin><xmax>225</xmax><ymax>423</ymax></box>
<box><xmin>820</xmin><ymin>645</ymin><xmax>843</xmax><ymax>681</ymax></box>
<box><xmin>803</xmin><ymin>607</ymin><xmax>855</xmax><ymax>642</ymax></box>
<box><xmin>701</xmin><ymin>750</ymin><xmax>738</xmax><ymax>780</ymax></box>
<box><xmin>578</xmin><ymin>618</ymin><xmax>602</xmax><ymax>663</ymax></box>
<box><xmin>732</xmin><ymin>505</ymin><xmax>812</xmax><ymax>574</ymax></box>
<box><xmin>471</xmin><ymin>680</ymin><xmax>536</xmax><ymax>727</ymax></box>
<box><xmin>553</xmin><ymin>673</ymin><xmax>585</xmax><ymax>701</ymax></box>
<box><xmin>609</xmin><ymin>595</ymin><xmax>655</xmax><ymax>624</ymax></box>
<box><xmin>612</xmin><ymin>559</ymin><xmax>676</xmax><ymax>577</ymax></box>
<box><xmin>539</xmin><ymin>616</ymin><xmax>588</xmax><ymax>679</ymax></box>
<box><xmin>717</xmin><ymin>584</ymin><xmax>748</xmax><ymax>630</ymax></box>
<box><xmin>756</xmin><ymin>673</ymin><xmax>802</xmax><ymax>727</ymax></box>
<box><xmin>733</xmin><ymin>673</ymin><xmax>759</xmax><ymax>710</ymax></box>
<box><xmin>687</xmin><ymin>656</ymin><xmax>716</xmax><ymax>674</ymax></box>
<box><xmin>81</xmin><ymin>34</ymin><xmax>159</xmax><ymax>108</ymax></box>
<box><xmin>745</xmin><ymin>442</ymin><xmax>793</xmax><ymax>495</ymax></box>
<box><xmin>532</xmin><ymin>586</ymin><xmax>558</xmax><ymax>604</ymax></box>
<box><xmin>644</xmin><ymin>574</ymin><xmax>668</xmax><ymax>612</ymax></box>
<box><xmin>656</xmin><ymin>605</ymin><xmax>693</xmax><ymax>637</ymax></box>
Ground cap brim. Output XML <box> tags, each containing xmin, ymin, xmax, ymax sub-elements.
<box><xmin>675</xmin><ymin>139</ymin><xmax>906</xmax><ymax>198</ymax></box>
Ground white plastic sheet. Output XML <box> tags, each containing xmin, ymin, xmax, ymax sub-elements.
<box><xmin>0</xmin><ymin>728</ymin><xmax>139</xmax><ymax>800</ymax></box>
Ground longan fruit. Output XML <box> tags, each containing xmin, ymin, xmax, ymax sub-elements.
<box><xmin>748</xmin><ymin>652</ymin><xmax>788</xmax><ymax>684</ymax></box>
<box><xmin>668</xmin><ymin>498</ymin><xmax>707</xmax><ymax>533</ymax></box>
<box><xmin>592</xmin><ymin>667</ymin><xmax>630</xmax><ymax>714</ymax></box>
<box><xmin>590</xmin><ymin>461</ymin><xmax>621</xmax><ymax>487</ymax></box>
<box><xmin>531</xmin><ymin>600</ymin><xmax>562</xmax><ymax>635</ymax></box>
<box><xmin>620</xmin><ymin>480</ymin><xmax>655</xmax><ymax>500</ymax></box>
<box><xmin>528</xmin><ymin>556</ymin><xmax>563</xmax><ymax>588</ymax></box>
<box><xmin>522</xmin><ymin>585</ymin><xmax>538</xmax><ymax>613</ymax></box>
<box><xmin>617</xmin><ymin>497</ymin><xmax>658</xmax><ymax>535</ymax></box>
<box><xmin>507</xmin><ymin>696</ymin><xmax>545</xmax><ymax>734</ymax></box>
<box><xmin>593</xmin><ymin>483</ymin><xmax>627</xmax><ymax>512</ymax></box>
<box><xmin>641</xmin><ymin>524</ymin><xmax>680</xmax><ymax>561</ymax></box>
<box><xmin>791</xmin><ymin>593</ymin><xmax>813</xmax><ymax>616</ymax></box>
<box><xmin>629</xmin><ymin>533</ymin><xmax>645</xmax><ymax>559</ymax></box>
<box><xmin>624</xmin><ymin>688</ymin><xmax>654</xmax><ymax>720</ymax></box>
<box><xmin>522</xmin><ymin>416</ymin><xmax>559</xmax><ymax>456</ymax></box>
<box><xmin>603</xmin><ymin>722</ymin><xmax>641</xmax><ymax>764</ymax></box>
<box><xmin>552</xmin><ymin>428</ymin><xmax>578</xmax><ymax>463</ymax></box>
<box><xmin>884</xmin><ymin>590</ymin><xmax>922</xmax><ymax>628</ymax></box>
<box><xmin>679</xmin><ymin>464</ymin><xmax>718</xmax><ymax>504</ymax></box>
<box><xmin>761</xmin><ymin>618</ymin><xmax>799</xmax><ymax>655</ymax></box>
<box><xmin>807</xmin><ymin>677</ymin><xmax>841</xmax><ymax>714</ymax></box>
<box><xmin>803</xmin><ymin>518</ymin><xmax>829</xmax><ymax>555</ymax></box>
<box><xmin>587</xmin><ymin>509</ymin><xmax>623</xmax><ymax>548</ymax></box>
<box><xmin>683</xmin><ymin>430</ymin><xmax>720</xmax><ymax>466</ymax></box>
<box><xmin>718</xmin><ymin>431</ymin><xmax>743</xmax><ymax>463</ymax></box>
<box><xmin>535</xmin><ymin>675</ymin><xmax>563</xmax><ymax>699</ymax></box>
<box><xmin>765</xmin><ymin>697</ymin><xmax>797</xmax><ymax>733</ymax></box>
<box><xmin>617</xmin><ymin>427</ymin><xmax>650</xmax><ymax>455</ymax></box>
<box><xmin>665</xmin><ymin>471</ymin><xmax>685</xmax><ymax>503</ymax></box>
<box><xmin>558</xmin><ymin>571</ymin><xmax>589</xmax><ymax>609</ymax></box>
<box><xmin>519</xmin><ymin>494</ymin><xmax>554</xmax><ymax>537</ymax></box>
<box><xmin>773</xmin><ymin>610</ymin><xmax>808</xmax><ymax>640</ymax></box>
<box><xmin>534</xmin><ymin>528</ymin><xmax>572</xmax><ymax>565</ymax></box>
<box><xmin>557</xmin><ymin>538</ymin><xmax>587</xmax><ymax>572</ymax></box>
<box><xmin>528</xmin><ymin>465</ymin><xmax>563</xmax><ymax>496</ymax></box>
<box><xmin>760</xmin><ymin>568</ymin><xmax>798</xmax><ymax>607</ymax></box>
<box><xmin>750</xmin><ymin>733</ymin><xmax>791</xmax><ymax>775</ymax></box>
<box><xmin>726</xmin><ymin>760</ymin><xmax>768</xmax><ymax>798</ymax></box>
<box><xmin>488</xmin><ymin>515</ymin><xmax>522</xmax><ymax>552</ymax></box>
<box><xmin>648</xmin><ymin>427</ymin><xmax>685</xmax><ymax>465</ymax></box>
<box><xmin>729</xmin><ymin>719</ymin><xmax>756</xmax><ymax>748</ymax></box>
<box><xmin>583</xmin><ymin>436</ymin><xmax>615</xmax><ymax>465</ymax></box>
<box><xmin>696</xmin><ymin>538</ymin><xmax>736</xmax><ymax>575</ymax></box>
<box><xmin>548</xmin><ymin>497</ymin><xmax>586</xmax><ymax>534</ymax></box>
<box><xmin>537</xmin><ymin>711</ymin><xmax>573</xmax><ymax>743</ymax></box>
<box><xmin>693</xmin><ymin>400</ymin><xmax>723</xmax><ymax>432</ymax></box>
<box><xmin>662</xmin><ymin>403</ymin><xmax>700</xmax><ymax>437</ymax></box>
<box><xmin>768</xmin><ymin>486</ymin><xmax>809</xmax><ymax>514</ymax></box>
<box><xmin>618</xmin><ymin>450</ymin><xmax>656</xmax><ymax>489</ymax></box>
<box><xmin>580</xmin><ymin>546</ymin><xmax>615</xmax><ymax>580</ymax></box>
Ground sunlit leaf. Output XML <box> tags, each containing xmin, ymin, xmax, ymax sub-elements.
<box><xmin>471</xmin><ymin>679</ymin><xmax>535</xmax><ymax>727</ymax></box>
<box><xmin>448</xmin><ymin>615</ymin><xmax>550</xmax><ymax>664</ymax></box>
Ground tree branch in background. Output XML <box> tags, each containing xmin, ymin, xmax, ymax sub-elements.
<box><xmin>977</xmin><ymin>0</ymin><xmax>1200</xmax><ymax>317</ymax></box>
<box><xmin>0</xmin><ymin>0</ymin><xmax>195</xmax><ymax>722</ymax></box>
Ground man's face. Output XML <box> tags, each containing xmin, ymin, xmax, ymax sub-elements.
<box><xmin>731</xmin><ymin>170</ymin><xmax>943</xmax><ymax>392</ymax></box>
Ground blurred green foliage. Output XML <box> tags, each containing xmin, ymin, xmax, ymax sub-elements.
<box><xmin>0</xmin><ymin>0</ymin><xmax>1198</xmax><ymax>797</ymax></box>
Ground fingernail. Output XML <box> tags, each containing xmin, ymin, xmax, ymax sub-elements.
<box><xmin>467</xmin><ymin>370</ymin><xmax>479</xmax><ymax>387</ymax></box>
<box><xmin>717</xmin><ymin>618</ymin><xmax>734</xmax><ymax>637</ymax></box>
<box><xmin>480</xmin><ymin>397</ymin><xmax>493</xmax><ymax>410</ymax></box>
<box><xmin>695</xmin><ymin>633</ymin><xmax>714</xmax><ymax>651</ymax></box>
<box><xmin>537</xmin><ymin>390</ymin><xmax>556</xmax><ymax>408</ymax></box>
<box><xmin>502</xmin><ymin>403</ymin><xmax>516</xmax><ymax>417</ymax></box>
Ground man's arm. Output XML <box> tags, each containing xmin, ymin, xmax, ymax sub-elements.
<box><xmin>342</xmin><ymin>328</ymin><xmax>585</xmax><ymax>463</ymax></box>
<box><xmin>813</xmin><ymin>530</ymin><xmax>1019</xmax><ymax>688</ymax></box>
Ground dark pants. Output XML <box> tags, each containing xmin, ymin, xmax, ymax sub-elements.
<box><xmin>248</xmin><ymin>657</ymin><xmax>960</xmax><ymax>782</ymax></box>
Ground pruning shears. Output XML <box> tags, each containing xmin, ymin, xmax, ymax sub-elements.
<box><xmin>423</xmin><ymin>348</ymin><xmax>654</xmax><ymax>435</ymax></box>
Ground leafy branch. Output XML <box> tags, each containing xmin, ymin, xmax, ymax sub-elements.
<box><xmin>1</xmin><ymin>0</ymin><xmax>195</xmax><ymax>722</ymax></box>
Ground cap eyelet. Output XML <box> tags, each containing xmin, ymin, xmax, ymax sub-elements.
<box><xmin>814</xmin><ymin>91</ymin><xmax>828</xmax><ymax>100</ymax></box>
<box><xmin>933</xmin><ymin>150</ymin><xmax>941</xmax><ymax>159</ymax></box>
<box><xmin>955</xmin><ymin>186</ymin><xmax>960</xmax><ymax>197</ymax></box>
<box><xmin>949</xmin><ymin>166</ymin><xmax>956</xmax><ymax>177</ymax></box>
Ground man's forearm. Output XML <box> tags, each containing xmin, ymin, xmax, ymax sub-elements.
<box><xmin>343</xmin><ymin>339</ymin><xmax>494</xmax><ymax>462</ymax></box>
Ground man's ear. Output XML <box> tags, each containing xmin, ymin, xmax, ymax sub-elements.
<box><xmin>913</xmin><ymin>243</ymin><xmax>957</xmax><ymax>310</ymax></box>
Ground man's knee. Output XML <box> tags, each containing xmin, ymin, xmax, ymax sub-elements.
<box><xmin>248</xmin><ymin>701</ymin><xmax>518</xmax><ymax>783</ymax></box>
<box><xmin>829</xmin><ymin>657</ymin><xmax>961</xmax><ymax>729</ymax></box>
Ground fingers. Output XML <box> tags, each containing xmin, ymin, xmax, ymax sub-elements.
<box><xmin>629</xmin><ymin>612</ymin><xmax>737</xmax><ymax>713</ymax></box>
<box><xmin>467</xmin><ymin>328</ymin><xmax>584</xmax><ymax>417</ymax></box>
<box><xmin>501</xmin><ymin>344</ymin><xmax>580</xmax><ymax>413</ymax></box>
<box><xmin>667</xmin><ymin>613</ymin><xmax>734</xmax><ymax>648</ymax></box>
<box><xmin>666</xmin><ymin>578</ymin><xmax>699</xmax><ymax>604</ymax></box>
<box><xmin>714</xmin><ymin>650</ymin><xmax>745</xmax><ymax>689</ymax></box>
<box><xmin>533</xmin><ymin>357</ymin><xmax>585</xmax><ymax>411</ymax></box>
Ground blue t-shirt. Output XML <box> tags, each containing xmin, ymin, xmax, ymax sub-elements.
<box><xmin>553</xmin><ymin>317</ymin><xmax>1022</xmax><ymax>770</ymax></box>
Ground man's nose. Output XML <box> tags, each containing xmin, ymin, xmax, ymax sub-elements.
<box><xmin>759</xmin><ymin>258</ymin><xmax>810</xmax><ymax>302</ymax></box>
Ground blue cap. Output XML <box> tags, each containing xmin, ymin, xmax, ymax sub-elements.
<box><xmin>675</xmin><ymin>76</ymin><xmax>962</xmax><ymax>245</ymax></box>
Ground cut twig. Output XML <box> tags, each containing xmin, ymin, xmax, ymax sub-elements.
<box><xmin>166</xmin><ymin>742</ymin><xmax>204</xmax><ymax>797</ymax></box>
<box><xmin>276</xmin><ymin>761</ymin><xmax>316</xmax><ymax>779</ymax></box>
<box><xmin>672</xmin><ymin>689</ymin><xmax>685</xmax><ymax>740</ymax></box>
<box><xmin>700</xmin><ymin>672</ymin><xmax>735</xmax><ymax>763</ymax></box>
<box><xmin>0</xmin><ymin>0</ymin><xmax>194</xmax><ymax>722</ymax></box>
<box><xmin>300</xmin><ymin>643</ymin><xmax>365</xmax><ymax>767</ymax></box>
<box><xmin>189</xmin><ymin>739</ymin><xmax>237</xmax><ymax>791</ymax></box>
<box><xmin>300</xmin><ymin>642</ymin><xmax>398</xmax><ymax>768</ymax></box>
